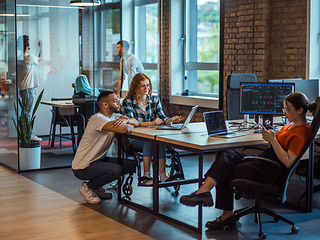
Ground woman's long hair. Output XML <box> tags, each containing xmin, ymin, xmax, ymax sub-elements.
<box><xmin>126</xmin><ymin>73</ymin><xmax>153</xmax><ymax>99</ymax></box>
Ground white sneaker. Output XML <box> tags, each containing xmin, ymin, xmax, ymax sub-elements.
<box><xmin>79</xmin><ymin>182</ymin><xmax>101</xmax><ymax>204</ymax></box>
<box><xmin>31</xmin><ymin>135</ymin><xmax>42</xmax><ymax>141</ymax></box>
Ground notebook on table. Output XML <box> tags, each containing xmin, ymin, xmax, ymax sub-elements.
<box><xmin>203</xmin><ymin>110</ymin><xmax>246</xmax><ymax>138</ymax></box>
<box><xmin>156</xmin><ymin>105</ymin><xmax>198</xmax><ymax>130</ymax></box>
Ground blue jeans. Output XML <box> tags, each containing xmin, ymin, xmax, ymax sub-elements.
<box><xmin>72</xmin><ymin>156</ymin><xmax>135</xmax><ymax>189</ymax></box>
<box><xmin>20</xmin><ymin>87</ymin><xmax>36</xmax><ymax>114</ymax></box>
<box><xmin>128</xmin><ymin>139</ymin><xmax>166</xmax><ymax>158</ymax></box>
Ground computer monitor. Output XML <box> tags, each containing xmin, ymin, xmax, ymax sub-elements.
<box><xmin>268</xmin><ymin>79</ymin><xmax>319</xmax><ymax>103</ymax></box>
<box><xmin>240</xmin><ymin>82</ymin><xmax>295</xmax><ymax>116</ymax></box>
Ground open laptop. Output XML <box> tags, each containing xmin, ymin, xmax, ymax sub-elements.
<box><xmin>203</xmin><ymin>110</ymin><xmax>246</xmax><ymax>138</ymax></box>
<box><xmin>156</xmin><ymin>105</ymin><xmax>198</xmax><ymax>130</ymax></box>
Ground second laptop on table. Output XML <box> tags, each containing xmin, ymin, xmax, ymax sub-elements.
<box><xmin>203</xmin><ymin>110</ymin><xmax>246</xmax><ymax>138</ymax></box>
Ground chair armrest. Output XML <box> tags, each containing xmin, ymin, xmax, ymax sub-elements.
<box><xmin>242</xmin><ymin>156</ymin><xmax>281</xmax><ymax>170</ymax></box>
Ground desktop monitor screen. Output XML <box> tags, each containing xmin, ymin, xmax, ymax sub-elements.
<box><xmin>268</xmin><ymin>79</ymin><xmax>319</xmax><ymax>103</ymax></box>
<box><xmin>240</xmin><ymin>82</ymin><xmax>295</xmax><ymax>115</ymax></box>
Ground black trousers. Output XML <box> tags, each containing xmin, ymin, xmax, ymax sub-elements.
<box><xmin>205</xmin><ymin>150</ymin><xmax>280</xmax><ymax>211</ymax></box>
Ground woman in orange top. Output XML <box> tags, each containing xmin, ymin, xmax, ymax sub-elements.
<box><xmin>180</xmin><ymin>92</ymin><xmax>315</xmax><ymax>231</ymax></box>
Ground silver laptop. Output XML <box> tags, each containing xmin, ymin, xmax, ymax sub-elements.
<box><xmin>203</xmin><ymin>110</ymin><xmax>246</xmax><ymax>138</ymax></box>
<box><xmin>156</xmin><ymin>105</ymin><xmax>198</xmax><ymax>130</ymax></box>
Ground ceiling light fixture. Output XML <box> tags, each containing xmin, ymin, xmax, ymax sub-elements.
<box><xmin>0</xmin><ymin>14</ymin><xmax>31</xmax><ymax>17</ymax></box>
<box><xmin>70</xmin><ymin>0</ymin><xmax>101</xmax><ymax>7</ymax></box>
<box><xmin>16</xmin><ymin>4</ymin><xmax>84</xmax><ymax>9</ymax></box>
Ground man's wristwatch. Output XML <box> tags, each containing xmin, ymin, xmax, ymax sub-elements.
<box><xmin>125</xmin><ymin>117</ymin><xmax>130</xmax><ymax>124</ymax></box>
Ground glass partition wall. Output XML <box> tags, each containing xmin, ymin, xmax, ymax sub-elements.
<box><xmin>0</xmin><ymin>0</ymin><xmax>81</xmax><ymax>172</ymax></box>
<box><xmin>0</xmin><ymin>0</ymin><xmax>164</xmax><ymax>172</ymax></box>
<box><xmin>0</xmin><ymin>0</ymin><xmax>18</xmax><ymax>171</ymax></box>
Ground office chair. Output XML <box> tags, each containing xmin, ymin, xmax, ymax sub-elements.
<box><xmin>224</xmin><ymin>97</ymin><xmax>320</xmax><ymax>239</ymax></box>
<box><xmin>226</xmin><ymin>73</ymin><xmax>257</xmax><ymax>120</ymax></box>
<box><xmin>49</xmin><ymin>98</ymin><xmax>78</xmax><ymax>148</ymax></box>
<box><xmin>298</xmin><ymin>140</ymin><xmax>320</xmax><ymax>203</ymax></box>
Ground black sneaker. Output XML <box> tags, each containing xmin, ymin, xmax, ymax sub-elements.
<box><xmin>180</xmin><ymin>191</ymin><xmax>214</xmax><ymax>207</ymax></box>
<box><xmin>93</xmin><ymin>187</ymin><xmax>112</xmax><ymax>199</ymax></box>
<box><xmin>205</xmin><ymin>216</ymin><xmax>238</xmax><ymax>231</ymax></box>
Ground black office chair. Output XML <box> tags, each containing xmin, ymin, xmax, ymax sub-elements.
<box><xmin>226</xmin><ymin>73</ymin><xmax>257</xmax><ymax>120</ymax></box>
<box><xmin>224</xmin><ymin>97</ymin><xmax>320</xmax><ymax>239</ymax></box>
<box><xmin>49</xmin><ymin>98</ymin><xmax>78</xmax><ymax>148</ymax></box>
<box><xmin>298</xmin><ymin>141</ymin><xmax>320</xmax><ymax>203</ymax></box>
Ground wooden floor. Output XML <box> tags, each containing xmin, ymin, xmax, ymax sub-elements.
<box><xmin>3</xmin><ymin>152</ymin><xmax>320</xmax><ymax>240</ymax></box>
<box><xmin>0</xmin><ymin>166</ymin><xmax>153</xmax><ymax>240</ymax></box>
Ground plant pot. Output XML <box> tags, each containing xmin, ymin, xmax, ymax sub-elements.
<box><xmin>19</xmin><ymin>141</ymin><xmax>41</xmax><ymax>170</ymax></box>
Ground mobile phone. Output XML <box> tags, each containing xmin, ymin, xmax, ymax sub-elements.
<box><xmin>259</xmin><ymin>123</ymin><xmax>267</xmax><ymax>130</ymax></box>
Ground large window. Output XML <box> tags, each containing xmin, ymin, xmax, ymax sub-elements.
<box><xmin>134</xmin><ymin>0</ymin><xmax>159</xmax><ymax>91</ymax></box>
<box><xmin>185</xmin><ymin>0</ymin><xmax>220</xmax><ymax>96</ymax></box>
<box><xmin>94</xmin><ymin>1</ymin><xmax>121</xmax><ymax>91</ymax></box>
<box><xmin>170</xmin><ymin>0</ymin><xmax>221</xmax><ymax>108</ymax></box>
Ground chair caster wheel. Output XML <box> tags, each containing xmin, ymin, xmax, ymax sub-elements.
<box><xmin>123</xmin><ymin>195</ymin><xmax>131</xmax><ymax>201</ymax></box>
<box><xmin>291</xmin><ymin>226</ymin><xmax>299</xmax><ymax>234</ymax></box>
<box><xmin>171</xmin><ymin>191</ymin><xmax>179</xmax><ymax>197</ymax></box>
<box><xmin>109</xmin><ymin>180</ymin><xmax>118</xmax><ymax>189</ymax></box>
<box><xmin>297</xmin><ymin>198</ymin><xmax>302</xmax><ymax>205</ymax></box>
<box><xmin>223</xmin><ymin>225</ymin><xmax>230</xmax><ymax>232</ymax></box>
<box><xmin>259</xmin><ymin>232</ymin><xmax>267</xmax><ymax>239</ymax></box>
<box><xmin>122</xmin><ymin>184</ymin><xmax>133</xmax><ymax>197</ymax></box>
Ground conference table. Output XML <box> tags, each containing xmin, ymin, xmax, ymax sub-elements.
<box><xmin>41</xmin><ymin>100</ymin><xmax>78</xmax><ymax>153</ymax></box>
<box><xmin>118</xmin><ymin>121</ymin><xmax>317</xmax><ymax>233</ymax></box>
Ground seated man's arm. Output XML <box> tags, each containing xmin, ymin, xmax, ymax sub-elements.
<box><xmin>119</xmin><ymin>115</ymin><xmax>139</xmax><ymax>127</ymax></box>
<box><xmin>102</xmin><ymin>119</ymin><xmax>134</xmax><ymax>134</ymax></box>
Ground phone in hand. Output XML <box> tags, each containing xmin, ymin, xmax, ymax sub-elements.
<box><xmin>259</xmin><ymin>123</ymin><xmax>267</xmax><ymax>131</ymax></box>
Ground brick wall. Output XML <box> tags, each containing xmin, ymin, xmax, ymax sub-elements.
<box><xmin>160</xmin><ymin>0</ymin><xmax>307</xmax><ymax>119</ymax></box>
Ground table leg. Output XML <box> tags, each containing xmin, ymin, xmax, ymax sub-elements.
<box><xmin>153</xmin><ymin>141</ymin><xmax>159</xmax><ymax>213</ymax></box>
<box><xmin>198</xmin><ymin>151</ymin><xmax>203</xmax><ymax>232</ymax></box>
<box><xmin>306</xmin><ymin>141</ymin><xmax>314</xmax><ymax>213</ymax></box>
<box><xmin>68</xmin><ymin>109</ymin><xmax>76</xmax><ymax>154</ymax></box>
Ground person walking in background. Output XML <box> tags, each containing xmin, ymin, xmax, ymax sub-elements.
<box><xmin>115</xmin><ymin>40</ymin><xmax>145</xmax><ymax>97</ymax></box>
<box><xmin>17</xmin><ymin>35</ymin><xmax>42</xmax><ymax>141</ymax></box>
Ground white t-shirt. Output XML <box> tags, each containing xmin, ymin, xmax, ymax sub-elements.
<box><xmin>119</xmin><ymin>53</ymin><xmax>146</xmax><ymax>91</ymax></box>
<box><xmin>18</xmin><ymin>53</ymin><xmax>39</xmax><ymax>91</ymax></box>
<box><xmin>72</xmin><ymin>112</ymin><xmax>122</xmax><ymax>170</ymax></box>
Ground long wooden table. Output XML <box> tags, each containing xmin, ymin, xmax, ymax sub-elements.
<box><xmin>118</xmin><ymin>121</ymin><xmax>317</xmax><ymax>233</ymax></box>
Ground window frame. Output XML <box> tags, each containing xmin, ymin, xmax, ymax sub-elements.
<box><xmin>170</xmin><ymin>0</ymin><xmax>223</xmax><ymax>109</ymax></box>
<box><xmin>133</xmin><ymin>0</ymin><xmax>159</xmax><ymax>92</ymax></box>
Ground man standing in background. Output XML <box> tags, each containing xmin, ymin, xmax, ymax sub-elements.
<box><xmin>115</xmin><ymin>40</ymin><xmax>145</xmax><ymax>97</ymax></box>
<box><xmin>17</xmin><ymin>35</ymin><xmax>42</xmax><ymax>141</ymax></box>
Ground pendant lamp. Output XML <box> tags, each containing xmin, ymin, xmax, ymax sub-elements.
<box><xmin>70</xmin><ymin>0</ymin><xmax>101</xmax><ymax>6</ymax></box>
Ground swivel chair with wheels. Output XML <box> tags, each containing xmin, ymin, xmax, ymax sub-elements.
<box><xmin>224</xmin><ymin>97</ymin><xmax>320</xmax><ymax>239</ymax></box>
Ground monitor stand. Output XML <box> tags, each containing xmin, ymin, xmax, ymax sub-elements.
<box><xmin>243</xmin><ymin>114</ymin><xmax>249</xmax><ymax>129</ymax></box>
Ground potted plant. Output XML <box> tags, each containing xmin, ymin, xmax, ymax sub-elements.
<box><xmin>12</xmin><ymin>89</ymin><xmax>44</xmax><ymax>170</ymax></box>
